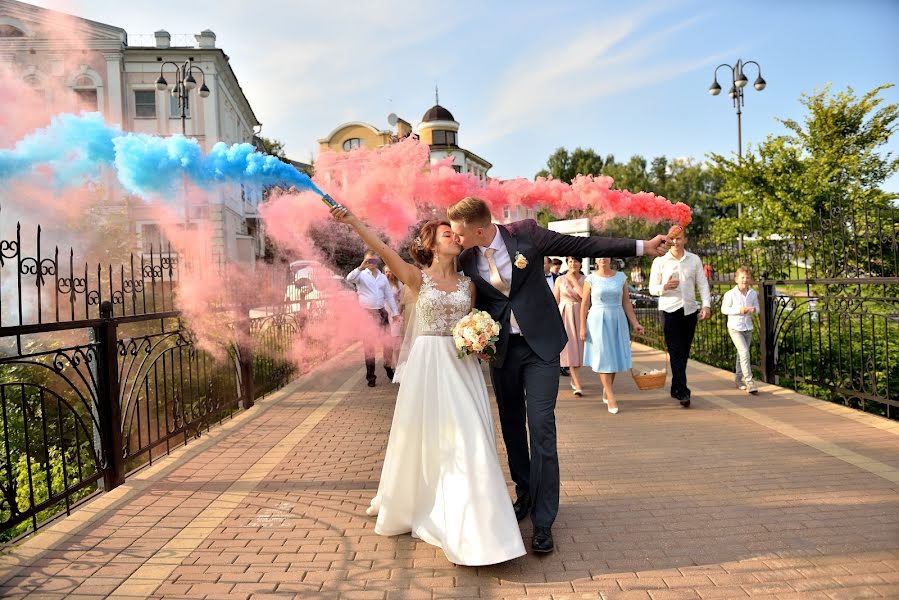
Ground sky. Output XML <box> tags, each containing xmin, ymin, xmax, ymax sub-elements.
<box><xmin>26</xmin><ymin>0</ymin><xmax>899</xmax><ymax>192</ymax></box>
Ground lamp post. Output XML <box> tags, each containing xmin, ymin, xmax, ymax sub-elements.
<box><xmin>155</xmin><ymin>59</ymin><xmax>210</xmax><ymax>136</ymax></box>
<box><xmin>709</xmin><ymin>58</ymin><xmax>766</xmax><ymax>249</ymax></box>
<box><xmin>155</xmin><ymin>60</ymin><xmax>210</xmax><ymax>225</ymax></box>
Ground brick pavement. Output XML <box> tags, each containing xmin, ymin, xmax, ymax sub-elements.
<box><xmin>1</xmin><ymin>343</ymin><xmax>897</xmax><ymax>600</ymax></box>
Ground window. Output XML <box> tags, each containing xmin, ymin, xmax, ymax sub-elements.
<box><xmin>134</xmin><ymin>90</ymin><xmax>156</xmax><ymax>118</ymax></box>
<box><xmin>342</xmin><ymin>138</ymin><xmax>361</xmax><ymax>151</ymax></box>
<box><xmin>431</xmin><ymin>130</ymin><xmax>457</xmax><ymax>146</ymax></box>
<box><xmin>169</xmin><ymin>92</ymin><xmax>190</xmax><ymax>119</ymax></box>
<box><xmin>141</xmin><ymin>224</ymin><xmax>165</xmax><ymax>253</ymax></box>
<box><xmin>0</xmin><ymin>25</ymin><xmax>25</xmax><ymax>37</ymax></box>
<box><xmin>452</xmin><ymin>165</ymin><xmax>462</xmax><ymax>173</ymax></box>
<box><xmin>74</xmin><ymin>89</ymin><xmax>98</xmax><ymax>112</ymax></box>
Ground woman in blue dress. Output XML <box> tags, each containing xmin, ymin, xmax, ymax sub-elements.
<box><xmin>579</xmin><ymin>258</ymin><xmax>644</xmax><ymax>413</ymax></box>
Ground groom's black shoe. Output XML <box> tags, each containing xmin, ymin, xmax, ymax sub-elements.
<box><xmin>532</xmin><ymin>527</ymin><xmax>554</xmax><ymax>553</ymax></box>
<box><xmin>384</xmin><ymin>366</ymin><xmax>395</xmax><ymax>380</ymax></box>
<box><xmin>513</xmin><ymin>494</ymin><xmax>531</xmax><ymax>522</ymax></box>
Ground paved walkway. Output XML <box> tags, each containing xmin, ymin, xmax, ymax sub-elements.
<box><xmin>1</xmin><ymin>344</ymin><xmax>898</xmax><ymax>600</ymax></box>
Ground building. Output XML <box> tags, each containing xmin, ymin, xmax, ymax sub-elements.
<box><xmin>0</xmin><ymin>0</ymin><xmax>268</xmax><ymax>268</ymax></box>
<box><xmin>317</xmin><ymin>97</ymin><xmax>493</xmax><ymax>182</ymax></box>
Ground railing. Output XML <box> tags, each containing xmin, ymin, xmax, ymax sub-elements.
<box><xmin>0</xmin><ymin>211</ymin><xmax>314</xmax><ymax>541</ymax></box>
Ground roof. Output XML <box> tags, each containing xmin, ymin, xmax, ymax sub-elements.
<box><xmin>421</xmin><ymin>104</ymin><xmax>455</xmax><ymax>123</ymax></box>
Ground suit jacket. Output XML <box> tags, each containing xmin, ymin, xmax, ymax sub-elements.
<box><xmin>459</xmin><ymin>219</ymin><xmax>637</xmax><ymax>368</ymax></box>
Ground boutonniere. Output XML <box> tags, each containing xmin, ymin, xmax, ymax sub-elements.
<box><xmin>513</xmin><ymin>252</ymin><xmax>528</xmax><ymax>269</ymax></box>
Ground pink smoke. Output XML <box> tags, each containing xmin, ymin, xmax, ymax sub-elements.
<box><xmin>263</xmin><ymin>137</ymin><xmax>692</xmax><ymax>247</ymax></box>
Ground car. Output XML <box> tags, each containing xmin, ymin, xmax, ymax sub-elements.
<box><xmin>627</xmin><ymin>285</ymin><xmax>657</xmax><ymax>309</ymax></box>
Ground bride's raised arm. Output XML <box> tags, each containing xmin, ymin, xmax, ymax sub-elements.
<box><xmin>330</xmin><ymin>205</ymin><xmax>422</xmax><ymax>292</ymax></box>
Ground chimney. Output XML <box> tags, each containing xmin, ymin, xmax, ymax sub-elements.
<box><xmin>396</xmin><ymin>118</ymin><xmax>412</xmax><ymax>139</ymax></box>
<box><xmin>195</xmin><ymin>29</ymin><xmax>216</xmax><ymax>49</ymax></box>
<box><xmin>154</xmin><ymin>30</ymin><xmax>170</xmax><ymax>49</ymax></box>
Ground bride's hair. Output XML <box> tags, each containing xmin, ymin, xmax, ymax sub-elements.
<box><xmin>409</xmin><ymin>220</ymin><xmax>450</xmax><ymax>266</ymax></box>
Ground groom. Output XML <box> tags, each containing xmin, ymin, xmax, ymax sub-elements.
<box><xmin>449</xmin><ymin>197</ymin><xmax>671</xmax><ymax>553</ymax></box>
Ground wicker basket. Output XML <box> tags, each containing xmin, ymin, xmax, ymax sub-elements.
<box><xmin>631</xmin><ymin>351</ymin><xmax>668</xmax><ymax>390</ymax></box>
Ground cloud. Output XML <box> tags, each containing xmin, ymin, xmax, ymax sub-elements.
<box><xmin>467</xmin><ymin>6</ymin><xmax>736</xmax><ymax>146</ymax></box>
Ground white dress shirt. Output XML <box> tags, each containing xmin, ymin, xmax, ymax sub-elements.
<box><xmin>478</xmin><ymin>225</ymin><xmax>521</xmax><ymax>334</ymax></box>
<box><xmin>648</xmin><ymin>250</ymin><xmax>711</xmax><ymax>315</ymax></box>
<box><xmin>721</xmin><ymin>287</ymin><xmax>759</xmax><ymax>331</ymax></box>
<box><xmin>346</xmin><ymin>268</ymin><xmax>400</xmax><ymax>316</ymax></box>
<box><xmin>544</xmin><ymin>272</ymin><xmax>555</xmax><ymax>290</ymax></box>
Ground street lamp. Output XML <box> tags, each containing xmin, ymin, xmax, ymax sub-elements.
<box><xmin>708</xmin><ymin>58</ymin><xmax>766</xmax><ymax>248</ymax></box>
<box><xmin>155</xmin><ymin>59</ymin><xmax>210</xmax><ymax>136</ymax></box>
<box><xmin>155</xmin><ymin>60</ymin><xmax>210</xmax><ymax>227</ymax></box>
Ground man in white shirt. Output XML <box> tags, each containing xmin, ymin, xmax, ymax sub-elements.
<box><xmin>648</xmin><ymin>232</ymin><xmax>711</xmax><ymax>407</ymax></box>
<box><xmin>346</xmin><ymin>251</ymin><xmax>400</xmax><ymax>387</ymax></box>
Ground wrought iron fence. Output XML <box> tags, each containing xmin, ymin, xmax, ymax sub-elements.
<box><xmin>629</xmin><ymin>206</ymin><xmax>899</xmax><ymax>419</ymax></box>
<box><xmin>0</xmin><ymin>212</ymin><xmax>314</xmax><ymax>540</ymax></box>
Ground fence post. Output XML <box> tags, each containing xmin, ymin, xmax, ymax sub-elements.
<box><xmin>94</xmin><ymin>301</ymin><xmax>125</xmax><ymax>489</ymax></box>
<box><xmin>758</xmin><ymin>276</ymin><xmax>777</xmax><ymax>384</ymax></box>
<box><xmin>237</xmin><ymin>305</ymin><xmax>255</xmax><ymax>410</ymax></box>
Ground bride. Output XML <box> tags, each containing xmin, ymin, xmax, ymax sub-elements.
<box><xmin>332</xmin><ymin>205</ymin><xmax>526</xmax><ymax>566</ymax></box>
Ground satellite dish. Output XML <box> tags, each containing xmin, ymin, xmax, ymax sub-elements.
<box><xmin>387</xmin><ymin>113</ymin><xmax>398</xmax><ymax>126</ymax></box>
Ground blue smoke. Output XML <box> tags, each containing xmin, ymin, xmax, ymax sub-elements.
<box><xmin>0</xmin><ymin>112</ymin><xmax>324</xmax><ymax>198</ymax></box>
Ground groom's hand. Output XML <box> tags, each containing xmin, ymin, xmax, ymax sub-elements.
<box><xmin>644</xmin><ymin>234</ymin><xmax>673</xmax><ymax>257</ymax></box>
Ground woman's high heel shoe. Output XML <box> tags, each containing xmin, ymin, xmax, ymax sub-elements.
<box><xmin>573</xmin><ymin>388</ymin><xmax>583</xmax><ymax>397</ymax></box>
<box><xmin>608</xmin><ymin>406</ymin><xmax>619</xmax><ymax>414</ymax></box>
<box><xmin>602</xmin><ymin>390</ymin><xmax>609</xmax><ymax>405</ymax></box>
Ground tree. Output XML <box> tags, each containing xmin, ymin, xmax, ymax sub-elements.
<box><xmin>709</xmin><ymin>85</ymin><xmax>899</xmax><ymax>248</ymax></box>
<box><xmin>257</xmin><ymin>136</ymin><xmax>288</xmax><ymax>161</ymax></box>
<box><xmin>535</xmin><ymin>147</ymin><xmax>605</xmax><ymax>183</ymax></box>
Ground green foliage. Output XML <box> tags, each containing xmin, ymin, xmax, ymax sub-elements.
<box><xmin>535</xmin><ymin>147</ymin><xmax>605</xmax><ymax>183</ymax></box>
<box><xmin>709</xmin><ymin>85</ymin><xmax>899</xmax><ymax>244</ymax></box>
<box><xmin>256</xmin><ymin>136</ymin><xmax>288</xmax><ymax>161</ymax></box>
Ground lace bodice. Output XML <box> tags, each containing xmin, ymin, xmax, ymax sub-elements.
<box><xmin>417</xmin><ymin>272</ymin><xmax>472</xmax><ymax>335</ymax></box>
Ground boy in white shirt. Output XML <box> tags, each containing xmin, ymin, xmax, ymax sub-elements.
<box><xmin>720</xmin><ymin>266</ymin><xmax>760</xmax><ymax>394</ymax></box>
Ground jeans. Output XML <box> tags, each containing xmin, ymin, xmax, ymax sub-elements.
<box><xmin>728</xmin><ymin>328</ymin><xmax>754</xmax><ymax>385</ymax></box>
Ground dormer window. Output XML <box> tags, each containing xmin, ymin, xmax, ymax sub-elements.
<box><xmin>0</xmin><ymin>24</ymin><xmax>25</xmax><ymax>37</ymax></box>
<box><xmin>432</xmin><ymin>130</ymin><xmax>457</xmax><ymax>146</ymax></box>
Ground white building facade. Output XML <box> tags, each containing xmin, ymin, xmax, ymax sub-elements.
<box><xmin>0</xmin><ymin>0</ymin><xmax>265</xmax><ymax>268</ymax></box>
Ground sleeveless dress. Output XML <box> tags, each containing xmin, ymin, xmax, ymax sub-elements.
<box><xmin>366</xmin><ymin>272</ymin><xmax>526</xmax><ymax>566</ymax></box>
<box><xmin>583</xmin><ymin>271</ymin><xmax>632</xmax><ymax>373</ymax></box>
<box><xmin>558</xmin><ymin>274</ymin><xmax>585</xmax><ymax>367</ymax></box>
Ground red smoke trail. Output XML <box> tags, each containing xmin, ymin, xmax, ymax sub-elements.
<box><xmin>264</xmin><ymin>137</ymin><xmax>692</xmax><ymax>247</ymax></box>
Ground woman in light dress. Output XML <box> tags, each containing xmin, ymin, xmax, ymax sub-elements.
<box><xmin>553</xmin><ymin>257</ymin><xmax>586</xmax><ymax>396</ymax></box>
<box><xmin>331</xmin><ymin>205</ymin><xmax>525</xmax><ymax>566</ymax></box>
<box><xmin>580</xmin><ymin>258</ymin><xmax>644</xmax><ymax>414</ymax></box>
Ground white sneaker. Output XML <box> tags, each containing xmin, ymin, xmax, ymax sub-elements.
<box><xmin>746</xmin><ymin>382</ymin><xmax>758</xmax><ymax>394</ymax></box>
<box><xmin>736</xmin><ymin>382</ymin><xmax>746</xmax><ymax>390</ymax></box>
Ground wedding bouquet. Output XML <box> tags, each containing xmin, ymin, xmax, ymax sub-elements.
<box><xmin>452</xmin><ymin>309</ymin><xmax>501</xmax><ymax>361</ymax></box>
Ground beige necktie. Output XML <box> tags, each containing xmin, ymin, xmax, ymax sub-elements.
<box><xmin>484</xmin><ymin>248</ymin><xmax>510</xmax><ymax>296</ymax></box>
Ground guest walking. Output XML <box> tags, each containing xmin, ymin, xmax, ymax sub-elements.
<box><xmin>580</xmin><ymin>258</ymin><xmax>644</xmax><ymax>413</ymax></box>
<box><xmin>721</xmin><ymin>266</ymin><xmax>759</xmax><ymax>394</ymax></box>
<box><xmin>347</xmin><ymin>251</ymin><xmax>400</xmax><ymax>387</ymax></box>
<box><xmin>384</xmin><ymin>266</ymin><xmax>405</xmax><ymax>370</ymax></box>
<box><xmin>553</xmin><ymin>257</ymin><xmax>586</xmax><ymax>396</ymax></box>
<box><xmin>648</xmin><ymin>230</ymin><xmax>711</xmax><ymax>407</ymax></box>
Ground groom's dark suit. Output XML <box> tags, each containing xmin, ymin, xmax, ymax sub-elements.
<box><xmin>460</xmin><ymin>219</ymin><xmax>637</xmax><ymax>528</ymax></box>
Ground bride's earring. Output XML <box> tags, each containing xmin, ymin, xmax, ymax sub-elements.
<box><xmin>434</xmin><ymin>255</ymin><xmax>440</xmax><ymax>264</ymax></box>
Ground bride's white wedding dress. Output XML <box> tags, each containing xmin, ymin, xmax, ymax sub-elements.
<box><xmin>366</xmin><ymin>272</ymin><xmax>526</xmax><ymax>566</ymax></box>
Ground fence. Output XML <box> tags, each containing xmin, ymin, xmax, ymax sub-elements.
<box><xmin>0</xmin><ymin>213</ymin><xmax>313</xmax><ymax>541</ymax></box>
